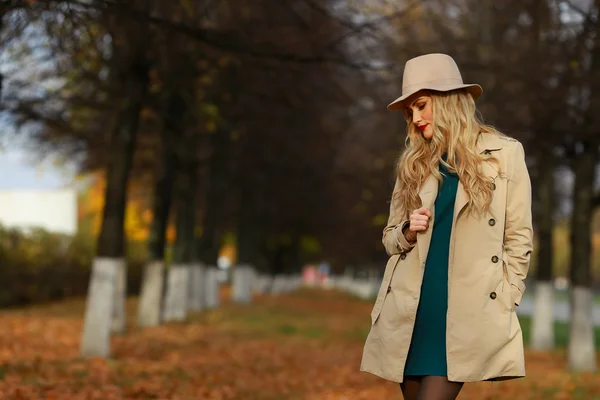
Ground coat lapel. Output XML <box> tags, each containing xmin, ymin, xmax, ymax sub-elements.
<box><xmin>417</xmin><ymin>132</ymin><xmax>503</xmax><ymax>266</ymax></box>
<box><xmin>417</xmin><ymin>174</ymin><xmax>438</xmax><ymax>267</ymax></box>
<box><xmin>453</xmin><ymin>182</ymin><xmax>469</xmax><ymax>222</ymax></box>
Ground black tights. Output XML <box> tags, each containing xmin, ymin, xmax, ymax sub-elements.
<box><xmin>400</xmin><ymin>376</ymin><xmax>463</xmax><ymax>400</ymax></box>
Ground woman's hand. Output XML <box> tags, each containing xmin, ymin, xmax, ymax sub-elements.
<box><xmin>403</xmin><ymin>207</ymin><xmax>431</xmax><ymax>243</ymax></box>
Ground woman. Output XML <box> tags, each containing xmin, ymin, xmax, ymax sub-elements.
<box><xmin>360</xmin><ymin>53</ymin><xmax>533</xmax><ymax>399</ymax></box>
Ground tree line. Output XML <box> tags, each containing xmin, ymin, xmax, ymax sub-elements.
<box><xmin>1</xmin><ymin>0</ymin><xmax>599</xmax><ymax>371</ymax></box>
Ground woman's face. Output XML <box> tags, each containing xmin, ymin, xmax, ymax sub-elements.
<box><xmin>405</xmin><ymin>93</ymin><xmax>433</xmax><ymax>140</ymax></box>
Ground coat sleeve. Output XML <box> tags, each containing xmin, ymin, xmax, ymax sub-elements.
<box><xmin>382</xmin><ymin>178</ymin><xmax>417</xmax><ymax>256</ymax></box>
<box><xmin>504</xmin><ymin>141</ymin><xmax>533</xmax><ymax>306</ymax></box>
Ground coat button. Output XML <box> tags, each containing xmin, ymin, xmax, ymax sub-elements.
<box><xmin>387</xmin><ymin>286</ymin><xmax>391</xmax><ymax>294</ymax></box>
<box><xmin>492</xmin><ymin>255</ymin><xmax>499</xmax><ymax>263</ymax></box>
<box><xmin>400</xmin><ymin>253</ymin><xmax>407</xmax><ymax>260</ymax></box>
<box><xmin>490</xmin><ymin>292</ymin><xmax>497</xmax><ymax>299</ymax></box>
<box><xmin>489</xmin><ymin>218</ymin><xmax>496</xmax><ymax>226</ymax></box>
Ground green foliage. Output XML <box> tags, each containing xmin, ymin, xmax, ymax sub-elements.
<box><xmin>300</xmin><ymin>236</ymin><xmax>321</xmax><ymax>254</ymax></box>
<box><xmin>0</xmin><ymin>225</ymin><xmax>146</xmax><ymax>308</ymax></box>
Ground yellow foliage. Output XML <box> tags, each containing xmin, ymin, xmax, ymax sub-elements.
<box><xmin>200</xmin><ymin>75</ymin><xmax>213</xmax><ymax>86</ymax></box>
<box><xmin>180</xmin><ymin>0</ymin><xmax>194</xmax><ymax>16</ymax></box>
<box><xmin>218</xmin><ymin>56</ymin><xmax>231</xmax><ymax>67</ymax></box>
<box><xmin>220</xmin><ymin>243</ymin><xmax>237</xmax><ymax>264</ymax></box>
<box><xmin>570</xmin><ymin>60</ymin><xmax>580</xmax><ymax>70</ymax></box>
<box><xmin>372</xmin><ymin>214</ymin><xmax>388</xmax><ymax>226</ymax></box>
<box><xmin>206</xmin><ymin>121</ymin><xmax>217</xmax><ymax>133</ymax></box>
<box><xmin>166</xmin><ymin>224</ymin><xmax>176</xmax><ymax>243</ymax></box>
<box><xmin>77</xmin><ymin>171</ymin><xmax>175</xmax><ymax>243</ymax></box>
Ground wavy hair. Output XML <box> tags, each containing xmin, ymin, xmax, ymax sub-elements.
<box><xmin>394</xmin><ymin>89</ymin><xmax>505</xmax><ymax>218</ymax></box>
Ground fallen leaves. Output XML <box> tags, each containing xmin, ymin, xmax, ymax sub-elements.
<box><xmin>0</xmin><ymin>288</ymin><xmax>598</xmax><ymax>399</ymax></box>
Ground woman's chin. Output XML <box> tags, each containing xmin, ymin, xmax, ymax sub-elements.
<box><xmin>421</xmin><ymin>131</ymin><xmax>434</xmax><ymax>140</ymax></box>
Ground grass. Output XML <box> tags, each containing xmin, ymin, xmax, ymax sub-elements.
<box><xmin>220</xmin><ymin>290</ymin><xmax>600</xmax><ymax>350</ymax></box>
<box><xmin>519</xmin><ymin>316</ymin><xmax>600</xmax><ymax>349</ymax></box>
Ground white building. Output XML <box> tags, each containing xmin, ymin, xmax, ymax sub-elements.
<box><xmin>0</xmin><ymin>146</ymin><xmax>78</xmax><ymax>236</ymax></box>
<box><xmin>0</xmin><ymin>189</ymin><xmax>78</xmax><ymax>235</ymax></box>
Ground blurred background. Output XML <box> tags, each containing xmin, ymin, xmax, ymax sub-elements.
<box><xmin>1</xmin><ymin>0</ymin><xmax>600</xmax><ymax>399</ymax></box>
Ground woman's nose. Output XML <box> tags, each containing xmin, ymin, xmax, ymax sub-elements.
<box><xmin>412</xmin><ymin>112</ymin><xmax>421</xmax><ymax>124</ymax></box>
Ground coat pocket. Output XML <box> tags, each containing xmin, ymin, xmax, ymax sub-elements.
<box><xmin>501</xmin><ymin>249</ymin><xmax>524</xmax><ymax>308</ymax></box>
<box><xmin>499</xmin><ymin>252</ymin><xmax>514</xmax><ymax>311</ymax></box>
<box><xmin>370</xmin><ymin>288</ymin><xmax>390</xmax><ymax>326</ymax></box>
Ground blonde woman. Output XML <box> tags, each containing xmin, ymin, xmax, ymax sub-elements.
<box><xmin>360</xmin><ymin>53</ymin><xmax>533</xmax><ymax>400</ymax></box>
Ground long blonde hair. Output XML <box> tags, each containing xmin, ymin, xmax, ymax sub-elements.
<box><xmin>395</xmin><ymin>89</ymin><xmax>504</xmax><ymax>218</ymax></box>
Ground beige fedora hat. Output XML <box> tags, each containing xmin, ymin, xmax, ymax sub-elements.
<box><xmin>387</xmin><ymin>53</ymin><xmax>482</xmax><ymax>111</ymax></box>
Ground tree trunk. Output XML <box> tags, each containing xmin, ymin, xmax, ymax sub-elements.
<box><xmin>136</xmin><ymin>118</ymin><xmax>178</xmax><ymax>328</ymax></box>
<box><xmin>80</xmin><ymin>64</ymin><xmax>147</xmax><ymax>356</ymax></box>
<box><xmin>531</xmin><ymin>150</ymin><xmax>555</xmax><ymax>350</ymax></box>
<box><xmin>198</xmin><ymin>129</ymin><xmax>232</xmax><ymax>265</ymax></box>
<box><xmin>237</xmin><ymin>174</ymin><xmax>266</xmax><ymax>267</ymax></box>
<box><xmin>202</xmin><ymin>129</ymin><xmax>252</xmax><ymax>303</ymax></box>
<box><xmin>567</xmin><ymin>142</ymin><xmax>597</xmax><ymax>371</ymax></box>
<box><xmin>148</xmin><ymin>127</ymin><xmax>179</xmax><ymax>262</ymax></box>
<box><xmin>235</xmin><ymin>173</ymin><xmax>267</xmax><ymax>298</ymax></box>
<box><xmin>173</xmin><ymin>161</ymin><xmax>197</xmax><ymax>264</ymax></box>
<box><xmin>163</xmin><ymin>158</ymin><xmax>197</xmax><ymax>322</ymax></box>
<box><xmin>98</xmin><ymin>91</ymin><xmax>145</xmax><ymax>258</ymax></box>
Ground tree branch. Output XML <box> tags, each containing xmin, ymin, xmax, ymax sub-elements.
<box><xmin>53</xmin><ymin>0</ymin><xmax>392</xmax><ymax>70</ymax></box>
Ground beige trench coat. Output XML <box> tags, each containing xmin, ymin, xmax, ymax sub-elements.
<box><xmin>360</xmin><ymin>131</ymin><xmax>533</xmax><ymax>383</ymax></box>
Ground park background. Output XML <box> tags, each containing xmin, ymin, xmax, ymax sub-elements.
<box><xmin>1</xmin><ymin>0</ymin><xmax>600</xmax><ymax>398</ymax></box>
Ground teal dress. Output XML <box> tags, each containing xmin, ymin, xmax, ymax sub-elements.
<box><xmin>404</xmin><ymin>155</ymin><xmax>459</xmax><ymax>377</ymax></box>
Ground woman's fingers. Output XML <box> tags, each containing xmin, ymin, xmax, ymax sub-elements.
<box><xmin>409</xmin><ymin>207</ymin><xmax>431</xmax><ymax>232</ymax></box>
<box><xmin>409</xmin><ymin>222</ymin><xmax>428</xmax><ymax>232</ymax></box>
<box><xmin>415</xmin><ymin>207</ymin><xmax>431</xmax><ymax>217</ymax></box>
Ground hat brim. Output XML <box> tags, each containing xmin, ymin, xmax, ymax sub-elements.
<box><xmin>387</xmin><ymin>84</ymin><xmax>483</xmax><ymax>111</ymax></box>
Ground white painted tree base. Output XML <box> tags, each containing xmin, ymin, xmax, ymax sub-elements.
<box><xmin>286</xmin><ymin>275</ymin><xmax>298</xmax><ymax>292</ymax></box>
<box><xmin>352</xmin><ymin>278</ymin><xmax>379</xmax><ymax>300</ymax></box>
<box><xmin>531</xmin><ymin>281</ymin><xmax>555</xmax><ymax>350</ymax></box>
<box><xmin>271</xmin><ymin>275</ymin><xmax>285</xmax><ymax>294</ymax></box>
<box><xmin>80</xmin><ymin>258</ymin><xmax>120</xmax><ymax>357</ymax></box>
<box><xmin>205</xmin><ymin>267</ymin><xmax>220</xmax><ymax>309</ymax></box>
<box><xmin>274</xmin><ymin>275</ymin><xmax>300</xmax><ymax>294</ymax></box>
<box><xmin>252</xmin><ymin>274</ymin><xmax>271</xmax><ymax>294</ymax></box>
<box><xmin>111</xmin><ymin>260</ymin><xmax>127</xmax><ymax>333</ymax></box>
<box><xmin>233</xmin><ymin>264</ymin><xmax>254</xmax><ymax>304</ymax></box>
<box><xmin>163</xmin><ymin>265</ymin><xmax>190</xmax><ymax>322</ymax></box>
<box><xmin>568</xmin><ymin>286</ymin><xmax>597</xmax><ymax>371</ymax></box>
<box><xmin>136</xmin><ymin>260</ymin><xmax>165</xmax><ymax>327</ymax></box>
<box><xmin>188</xmin><ymin>263</ymin><xmax>206</xmax><ymax>312</ymax></box>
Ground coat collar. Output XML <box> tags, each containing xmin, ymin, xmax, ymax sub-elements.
<box><xmin>418</xmin><ymin>131</ymin><xmax>504</xmax><ymax>205</ymax></box>
<box><xmin>416</xmin><ymin>131</ymin><xmax>504</xmax><ymax>266</ymax></box>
